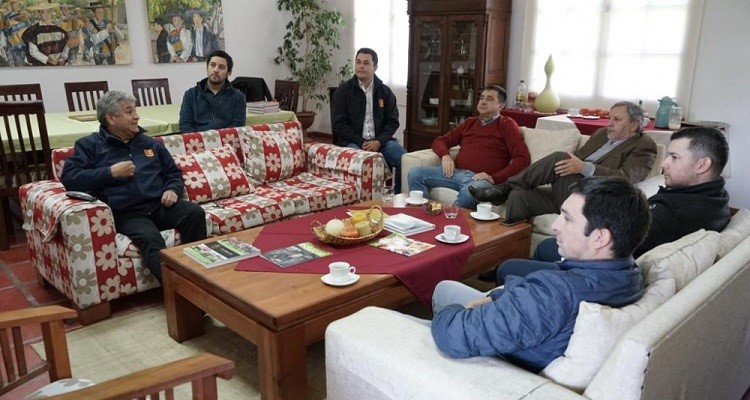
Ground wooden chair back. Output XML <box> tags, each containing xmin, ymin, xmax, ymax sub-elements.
<box><xmin>0</xmin><ymin>306</ymin><xmax>77</xmax><ymax>397</ymax></box>
<box><xmin>131</xmin><ymin>78</ymin><xmax>172</xmax><ymax>107</ymax></box>
<box><xmin>0</xmin><ymin>84</ymin><xmax>43</xmax><ymax>102</ymax></box>
<box><xmin>64</xmin><ymin>81</ymin><xmax>109</xmax><ymax>112</ymax></box>
<box><xmin>0</xmin><ymin>100</ymin><xmax>52</xmax><ymax>249</ymax></box>
<box><xmin>274</xmin><ymin>80</ymin><xmax>300</xmax><ymax>112</ymax></box>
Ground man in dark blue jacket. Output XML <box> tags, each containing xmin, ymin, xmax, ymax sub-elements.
<box><xmin>179</xmin><ymin>49</ymin><xmax>246</xmax><ymax>132</ymax></box>
<box><xmin>332</xmin><ymin>48</ymin><xmax>406</xmax><ymax>192</ymax></box>
<box><xmin>62</xmin><ymin>91</ymin><xmax>207</xmax><ymax>282</ymax></box>
<box><xmin>431</xmin><ymin>176</ymin><xmax>649</xmax><ymax>371</ymax></box>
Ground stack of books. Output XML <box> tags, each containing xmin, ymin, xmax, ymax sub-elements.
<box><xmin>246</xmin><ymin>101</ymin><xmax>280</xmax><ymax>114</ymax></box>
<box><xmin>383</xmin><ymin>213</ymin><xmax>435</xmax><ymax>236</ymax></box>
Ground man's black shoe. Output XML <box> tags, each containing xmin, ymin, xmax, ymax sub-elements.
<box><xmin>469</xmin><ymin>184</ymin><xmax>512</xmax><ymax>206</ymax></box>
<box><xmin>477</xmin><ymin>267</ymin><xmax>499</xmax><ymax>283</ymax></box>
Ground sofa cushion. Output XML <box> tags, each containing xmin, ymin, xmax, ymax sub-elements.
<box><xmin>636</xmin><ymin>229</ymin><xmax>720</xmax><ymax>291</ymax></box>
<box><xmin>258</xmin><ymin>172</ymin><xmax>361</xmax><ymax>214</ymax></box>
<box><xmin>172</xmin><ymin>145</ymin><xmax>253</xmax><ymax>203</ymax></box>
<box><xmin>240</xmin><ymin>122</ymin><xmax>306</xmax><ymax>183</ymax></box>
<box><xmin>718</xmin><ymin>208</ymin><xmax>750</xmax><ymax>259</ymax></box>
<box><xmin>540</xmin><ymin>277</ymin><xmax>676</xmax><ymax>392</ymax></box>
<box><xmin>521</xmin><ymin>127</ymin><xmax>581</xmax><ymax>163</ymax></box>
<box><xmin>201</xmin><ymin>193</ymin><xmax>297</xmax><ymax>235</ymax></box>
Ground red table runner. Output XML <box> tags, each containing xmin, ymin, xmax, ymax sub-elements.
<box><xmin>235</xmin><ymin>206</ymin><xmax>475</xmax><ymax>305</ymax></box>
<box><xmin>568</xmin><ymin>116</ymin><xmax>672</xmax><ymax>136</ymax></box>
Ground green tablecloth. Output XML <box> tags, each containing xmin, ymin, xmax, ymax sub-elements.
<box><xmin>2</xmin><ymin>104</ymin><xmax>297</xmax><ymax>151</ymax></box>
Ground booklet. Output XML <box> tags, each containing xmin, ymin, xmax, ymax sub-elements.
<box><xmin>261</xmin><ymin>241</ymin><xmax>332</xmax><ymax>268</ymax></box>
<box><xmin>184</xmin><ymin>237</ymin><xmax>261</xmax><ymax>268</ymax></box>
<box><xmin>383</xmin><ymin>213</ymin><xmax>436</xmax><ymax>236</ymax></box>
<box><xmin>369</xmin><ymin>233</ymin><xmax>435</xmax><ymax>257</ymax></box>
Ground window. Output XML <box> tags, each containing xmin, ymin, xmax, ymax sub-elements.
<box><xmin>353</xmin><ymin>0</ymin><xmax>409</xmax><ymax>89</ymax></box>
<box><xmin>521</xmin><ymin>0</ymin><xmax>704</xmax><ymax>111</ymax></box>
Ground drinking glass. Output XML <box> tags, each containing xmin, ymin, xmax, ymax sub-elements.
<box><xmin>443</xmin><ymin>202</ymin><xmax>459</xmax><ymax>219</ymax></box>
<box><xmin>380</xmin><ymin>183</ymin><xmax>394</xmax><ymax>206</ymax></box>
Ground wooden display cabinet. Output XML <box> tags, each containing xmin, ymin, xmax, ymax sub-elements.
<box><xmin>405</xmin><ymin>0</ymin><xmax>512</xmax><ymax>151</ymax></box>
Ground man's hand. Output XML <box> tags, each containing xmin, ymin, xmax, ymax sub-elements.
<box><xmin>472</xmin><ymin>172</ymin><xmax>494</xmax><ymax>184</ymax></box>
<box><xmin>465</xmin><ymin>296</ymin><xmax>493</xmax><ymax>309</ymax></box>
<box><xmin>111</xmin><ymin>161</ymin><xmax>135</xmax><ymax>178</ymax></box>
<box><xmin>441</xmin><ymin>155</ymin><xmax>455</xmax><ymax>177</ymax></box>
<box><xmin>554</xmin><ymin>152</ymin><xmax>585</xmax><ymax>176</ymax></box>
<box><xmin>362</xmin><ymin>140</ymin><xmax>381</xmax><ymax>152</ymax></box>
<box><xmin>161</xmin><ymin>190</ymin><xmax>178</xmax><ymax>208</ymax></box>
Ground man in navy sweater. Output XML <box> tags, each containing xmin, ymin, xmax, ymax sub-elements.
<box><xmin>62</xmin><ymin>91</ymin><xmax>206</xmax><ymax>282</ymax></box>
<box><xmin>431</xmin><ymin>176</ymin><xmax>648</xmax><ymax>371</ymax></box>
<box><xmin>179</xmin><ymin>49</ymin><xmax>246</xmax><ymax>133</ymax></box>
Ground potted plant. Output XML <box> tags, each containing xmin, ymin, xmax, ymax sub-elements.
<box><xmin>274</xmin><ymin>0</ymin><xmax>352</xmax><ymax>130</ymax></box>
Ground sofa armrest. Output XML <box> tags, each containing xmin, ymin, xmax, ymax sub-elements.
<box><xmin>305</xmin><ymin>143</ymin><xmax>387</xmax><ymax>201</ymax></box>
<box><xmin>401</xmin><ymin>147</ymin><xmax>460</xmax><ymax>195</ymax></box>
<box><xmin>325</xmin><ymin>307</ymin><xmax>584</xmax><ymax>400</ymax></box>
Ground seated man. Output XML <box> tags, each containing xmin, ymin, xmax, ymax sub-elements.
<box><xmin>179</xmin><ymin>49</ymin><xmax>246</xmax><ymax>132</ymax></box>
<box><xmin>523</xmin><ymin>127</ymin><xmax>730</xmax><ymax>275</ymax></box>
<box><xmin>471</xmin><ymin>101</ymin><xmax>656</xmax><ymax>281</ymax></box>
<box><xmin>406</xmin><ymin>85</ymin><xmax>531</xmax><ymax>209</ymax></box>
<box><xmin>332</xmin><ymin>47</ymin><xmax>406</xmax><ymax>192</ymax></box>
<box><xmin>431</xmin><ymin>176</ymin><xmax>649</xmax><ymax>372</ymax></box>
<box><xmin>62</xmin><ymin>91</ymin><xmax>207</xmax><ymax>282</ymax></box>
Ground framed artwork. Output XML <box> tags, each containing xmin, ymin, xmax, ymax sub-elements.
<box><xmin>0</xmin><ymin>0</ymin><xmax>131</xmax><ymax>67</ymax></box>
<box><xmin>146</xmin><ymin>0</ymin><xmax>225</xmax><ymax>64</ymax></box>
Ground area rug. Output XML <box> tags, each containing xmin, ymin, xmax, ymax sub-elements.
<box><xmin>32</xmin><ymin>306</ymin><xmax>327</xmax><ymax>399</ymax></box>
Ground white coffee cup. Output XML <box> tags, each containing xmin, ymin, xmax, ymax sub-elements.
<box><xmin>477</xmin><ymin>203</ymin><xmax>493</xmax><ymax>218</ymax></box>
<box><xmin>409</xmin><ymin>190</ymin><xmax>424</xmax><ymax>202</ymax></box>
<box><xmin>443</xmin><ymin>225</ymin><xmax>461</xmax><ymax>241</ymax></box>
<box><xmin>329</xmin><ymin>262</ymin><xmax>356</xmax><ymax>283</ymax></box>
<box><xmin>392</xmin><ymin>193</ymin><xmax>407</xmax><ymax>207</ymax></box>
<box><xmin>569</xmin><ymin>108</ymin><xmax>580</xmax><ymax>116</ymax></box>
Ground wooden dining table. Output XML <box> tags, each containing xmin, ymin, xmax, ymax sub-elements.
<box><xmin>2</xmin><ymin>104</ymin><xmax>297</xmax><ymax>152</ymax></box>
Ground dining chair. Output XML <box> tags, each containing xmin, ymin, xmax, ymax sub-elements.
<box><xmin>64</xmin><ymin>81</ymin><xmax>109</xmax><ymax>112</ymax></box>
<box><xmin>0</xmin><ymin>100</ymin><xmax>52</xmax><ymax>250</ymax></box>
<box><xmin>0</xmin><ymin>305</ymin><xmax>235</xmax><ymax>399</ymax></box>
<box><xmin>131</xmin><ymin>78</ymin><xmax>172</xmax><ymax>107</ymax></box>
<box><xmin>274</xmin><ymin>80</ymin><xmax>300</xmax><ymax>112</ymax></box>
<box><xmin>0</xmin><ymin>83</ymin><xmax>43</xmax><ymax>102</ymax></box>
<box><xmin>231</xmin><ymin>77</ymin><xmax>272</xmax><ymax>102</ymax></box>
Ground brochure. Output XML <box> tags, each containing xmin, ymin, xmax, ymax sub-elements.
<box><xmin>369</xmin><ymin>233</ymin><xmax>435</xmax><ymax>257</ymax></box>
<box><xmin>262</xmin><ymin>242</ymin><xmax>332</xmax><ymax>268</ymax></box>
<box><xmin>383</xmin><ymin>213</ymin><xmax>436</xmax><ymax>236</ymax></box>
<box><xmin>184</xmin><ymin>237</ymin><xmax>261</xmax><ymax>268</ymax></box>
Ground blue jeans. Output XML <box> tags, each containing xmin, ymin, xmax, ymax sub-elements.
<box><xmin>346</xmin><ymin>140</ymin><xmax>406</xmax><ymax>193</ymax></box>
<box><xmin>406</xmin><ymin>166</ymin><xmax>493</xmax><ymax>209</ymax></box>
<box><xmin>432</xmin><ymin>281</ymin><xmax>487</xmax><ymax>313</ymax></box>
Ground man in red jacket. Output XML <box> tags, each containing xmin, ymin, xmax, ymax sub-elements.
<box><xmin>406</xmin><ymin>85</ymin><xmax>531</xmax><ymax>209</ymax></box>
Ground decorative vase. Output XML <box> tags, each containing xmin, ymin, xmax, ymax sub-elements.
<box><xmin>296</xmin><ymin>111</ymin><xmax>316</xmax><ymax>131</ymax></box>
<box><xmin>534</xmin><ymin>55</ymin><xmax>561</xmax><ymax>113</ymax></box>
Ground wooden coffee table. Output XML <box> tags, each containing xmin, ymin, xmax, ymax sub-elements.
<box><xmin>159</xmin><ymin>204</ymin><xmax>531</xmax><ymax>400</ymax></box>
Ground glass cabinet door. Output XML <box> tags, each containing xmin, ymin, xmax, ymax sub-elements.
<box><xmin>447</xmin><ymin>17</ymin><xmax>480</xmax><ymax>130</ymax></box>
<box><xmin>414</xmin><ymin>18</ymin><xmax>443</xmax><ymax>129</ymax></box>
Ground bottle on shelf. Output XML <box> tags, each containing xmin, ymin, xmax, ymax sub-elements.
<box><xmin>638</xmin><ymin>100</ymin><xmax>650</xmax><ymax>127</ymax></box>
<box><xmin>516</xmin><ymin>80</ymin><xmax>528</xmax><ymax>109</ymax></box>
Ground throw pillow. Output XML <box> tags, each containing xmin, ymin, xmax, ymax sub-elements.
<box><xmin>718</xmin><ymin>209</ymin><xmax>750</xmax><ymax>259</ymax></box>
<box><xmin>521</xmin><ymin>127</ymin><xmax>581</xmax><ymax>163</ymax></box>
<box><xmin>172</xmin><ymin>145</ymin><xmax>253</xmax><ymax>203</ymax></box>
<box><xmin>540</xmin><ymin>278</ymin><xmax>676</xmax><ymax>393</ymax></box>
<box><xmin>240</xmin><ymin>123</ymin><xmax>306</xmax><ymax>183</ymax></box>
<box><xmin>636</xmin><ymin>229</ymin><xmax>720</xmax><ymax>291</ymax></box>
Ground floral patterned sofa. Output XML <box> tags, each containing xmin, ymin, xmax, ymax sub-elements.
<box><xmin>20</xmin><ymin>121</ymin><xmax>387</xmax><ymax>323</ymax></box>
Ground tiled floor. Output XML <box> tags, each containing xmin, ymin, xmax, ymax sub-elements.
<box><xmin>0</xmin><ymin>226</ymin><xmax>162</xmax><ymax>399</ymax></box>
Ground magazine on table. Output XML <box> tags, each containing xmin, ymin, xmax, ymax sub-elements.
<box><xmin>369</xmin><ymin>233</ymin><xmax>435</xmax><ymax>257</ymax></box>
<box><xmin>383</xmin><ymin>213</ymin><xmax>436</xmax><ymax>236</ymax></box>
<box><xmin>261</xmin><ymin>242</ymin><xmax>332</xmax><ymax>268</ymax></box>
<box><xmin>184</xmin><ymin>237</ymin><xmax>261</xmax><ymax>268</ymax></box>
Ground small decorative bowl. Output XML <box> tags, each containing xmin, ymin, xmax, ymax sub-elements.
<box><xmin>423</xmin><ymin>201</ymin><xmax>443</xmax><ymax>216</ymax></box>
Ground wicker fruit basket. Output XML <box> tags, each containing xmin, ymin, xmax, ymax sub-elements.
<box><xmin>312</xmin><ymin>205</ymin><xmax>385</xmax><ymax>246</ymax></box>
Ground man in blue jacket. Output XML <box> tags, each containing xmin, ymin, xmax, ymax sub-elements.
<box><xmin>431</xmin><ymin>176</ymin><xmax>649</xmax><ymax>371</ymax></box>
<box><xmin>179</xmin><ymin>49</ymin><xmax>246</xmax><ymax>132</ymax></box>
<box><xmin>62</xmin><ymin>91</ymin><xmax>207</xmax><ymax>282</ymax></box>
<box><xmin>332</xmin><ymin>47</ymin><xmax>406</xmax><ymax>192</ymax></box>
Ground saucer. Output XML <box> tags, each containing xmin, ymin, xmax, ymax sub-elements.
<box><xmin>567</xmin><ymin>114</ymin><xmax>583</xmax><ymax>118</ymax></box>
<box><xmin>581</xmin><ymin>115</ymin><xmax>600</xmax><ymax>120</ymax></box>
<box><xmin>321</xmin><ymin>273</ymin><xmax>360</xmax><ymax>287</ymax></box>
<box><xmin>470</xmin><ymin>211</ymin><xmax>501</xmax><ymax>221</ymax></box>
<box><xmin>436</xmin><ymin>233</ymin><xmax>469</xmax><ymax>244</ymax></box>
<box><xmin>405</xmin><ymin>197</ymin><xmax>429</xmax><ymax>205</ymax></box>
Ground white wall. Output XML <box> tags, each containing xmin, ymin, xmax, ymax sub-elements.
<box><xmin>3</xmin><ymin>0</ymin><xmax>747</xmax><ymax>207</ymax></box>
